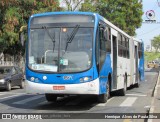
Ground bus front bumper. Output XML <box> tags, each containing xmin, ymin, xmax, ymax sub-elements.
<box><xmin>25</xmin><ymin>78</ymin><xmax>99</xmax><ymax>95</ymax></box>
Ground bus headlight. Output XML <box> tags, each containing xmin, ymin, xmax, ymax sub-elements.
<box><xmin>80</xmin><ymin>76</ymin><xmax>92</xmax><ymax>82</ymax></box>
<box><xmin>29</xmin><ymin>77</ymin><xmax>41</xmax><ymax>83</ymax></box>
<box><xmin>31</xmin><ymin>77</ymin><xmax>35</xmax><ymax>82</ymax></box>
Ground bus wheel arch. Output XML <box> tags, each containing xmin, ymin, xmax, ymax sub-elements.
<box><xmin>97</xmin><ymin>73</ymin><xmax>111</xmax><ymax>103</ymax></box>
<box><xmin>107</xmin><ymin>73</ymin><xmax>112</xmax><ymax>98</ymax></box>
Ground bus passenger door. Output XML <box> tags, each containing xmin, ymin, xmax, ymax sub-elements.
<box><xmin>97</xmin><ymin>24</ymin><xmax>112</xmax><ymax>94</ymax></box>
<box><xmin>112</xmin><ymin>35</ymin><xmax>118</xmax><ymax>89</ymax></box>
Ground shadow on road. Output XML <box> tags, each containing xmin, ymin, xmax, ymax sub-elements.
<box><xmin>0</xmin><ymin>95</ymin><xmax>99</xmax><ymax>111</ymax></box>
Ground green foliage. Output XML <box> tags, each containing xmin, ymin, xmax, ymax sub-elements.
<box><xmin>151</xmin><ymin>35</ymin><xmax>160</xmax><ymax>52</ymax></box>
<box><xmin>0</xmin><ymin>0</ymin><xmax>143</xmax><ymax>57</ymax></box>
<box><xmin>80</xmin><ymin>0</ymin><xmax>143</xmax><ymax>36</ymax></box>
<box><xmin>0</xmin><ymin>0</ymin><xmax>62</xmax><ymax>55</ymax></box>
<box><xmin>145</xmin><ymin>52</ymin><xmax>160</xmax><ymax>62</ymax></box>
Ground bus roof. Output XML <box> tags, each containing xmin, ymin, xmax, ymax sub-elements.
<box><xmin>30</xmin><ymin>11</ymin><xmax>97</xmax><ymax>18</ymax></box>
<box><xmin>30</xmin><ymin>11</ymin><xmax>141</xmax><ymax>42</ymax></box>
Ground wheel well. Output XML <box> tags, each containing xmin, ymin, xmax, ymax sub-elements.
<box><xmin>108</xmin><ymin>73</ymin><xmax>112</xmax><ymax>91</ymax></box>
<box><xmin>108</xmin><ymin>73</ymin><xmax>111</xmax><ymax>82</ymax></box>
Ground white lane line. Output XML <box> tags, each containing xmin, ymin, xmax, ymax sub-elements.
<box><xmin>126</xmin><ymin>94</ymin><xmax>147</xmax><ymax>97</ymax></box>
<box><xmin>95</xmin><ymin>97</ymin><xmax>114</xmax><ymax>106</ymax></box>
<box><xmin>120</xmin><ymin>97</ymin><xmax>137</xmax><ymax>107</ymax></box>
<box><xmin>0</xmin><ymin>92</ymin><xmax>25</xmax><ymax>95</ymax></box>
<box><xmin>38</xmin><ymin>101</ymin><xmax>48</xmax><ymax>105</ymax></box>
<box><xmin>13</xmin><ymin>95</ymin><xmax>43</xmax><ymax>105</ymax></box>
<box><xmin>0</xmin><ymin>94</ymin><xmax>25</xmax><ymax>100</ymax></box>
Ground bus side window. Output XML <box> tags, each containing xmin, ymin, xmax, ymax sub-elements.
<box><xmin>105</xmin><ymin>27</ymin><xmax>111</xmax><ymax>53</ymax></box>
<box><xmin>126</xmin><ymin>38</ymin><xmax>130</xmax><ymax>59</ymax></box>
<box><xmin>118</xmin><ymin>33</ymin><xmax>122</xmax><ymax>57</ymax></box>
<box><xmin>99</xmin><ymin>26</ymin><xmax>107</xmax><ymax>70</ymax></box>
<box><xmin>96</xmin><ymin>28</ymin><xmax>99</xmax><ymax>73</ymax></box>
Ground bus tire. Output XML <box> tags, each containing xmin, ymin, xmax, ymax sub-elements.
<box><xmin>45</xmin><ymin>94</ymin><xmax>57</xmax><ymax>102</ymax></box>
<box><xmin>97</xmin><ymin>81</ymin><xmax>110</xmax><ymax>103</ymax></box>
<box><xmin>119</xmin><ymin>76</ymin><xmax>127</xmax><ymax>96</ymax></box>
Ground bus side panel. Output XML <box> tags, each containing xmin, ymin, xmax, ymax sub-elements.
<box><xmin>139</xmin><ymin>58</ymin><xmax>144</xmax><ymax>81</ymax></box>
<box><xmin>129</xmin><ymin>39</ymin><xmax>135</xmax><ymax>85</ymax></box>
<box><xmin>99</xmin><ymin>53</ymin><xmax>112</xmax><ymax>94</ymax></box>
<box><xmin>139</xmin><ymin>43</ymin><xmax>145</xmax><ymax>81</ymax></box>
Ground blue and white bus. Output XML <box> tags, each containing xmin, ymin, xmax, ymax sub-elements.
<box><xmin>25</xmin><ymin>12</ymin><xmax>144</xmax><ymax>103</ymax></box>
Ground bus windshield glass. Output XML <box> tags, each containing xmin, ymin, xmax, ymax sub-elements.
<box><xmin>28</xmin><ymin>27</ymin><xmax>93</xmax><ymax>73</ymax></box>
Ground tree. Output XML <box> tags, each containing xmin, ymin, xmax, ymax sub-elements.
<box><xmin>151</xmin><ymin>35</ymin><xmax>160</xmax><ymax>52</ymax></box>
<box><xmin>0</xmin><ymin>0</ymin><xmax>62</xmax><ymax>54</ymax></box>
<box><xmin>80</xmin><ymin>0</ymin><xmax>143</xmax><ymax>36</ymax></box>
<box><xmin>62</xmin><ymin>0</ymin><xmax>84</xmax><ymax>11</ymax></box>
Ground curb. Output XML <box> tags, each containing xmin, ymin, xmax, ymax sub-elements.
<box><xmin>148</xmin><ymin>71</ymin><xmax>160</xmax><ymax>122</ymax></box>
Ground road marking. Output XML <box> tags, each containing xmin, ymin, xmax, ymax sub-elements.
<box><xmin>123</xmin><ymin>119</ymin><xmax>132</xmax><ymax>122</ymax></box>
<box><xmin>0</xmin><ymin>94</ymin><xmax>24</xmax><ymax>100</ymax></box>
<box><xmin>0</xmin><ymin>92</ymin><xmax>25</xmax><ymax>95</ymax></box>
<box><xmin>120</xmin><ymin>97</ymin><xmax>137</xmax><ymax>107</ymax></box>
<box><xmin>13</xmin><ymin>95</ymin><xmax>43</xmax><ymax>105</ymax></box>
<box><xmin>38</xmin><ymin>101</ymin><xmax>48</xmax><ymax>105</ymax></box>
<box><xmin>95</xmin><ymin>97</ymin><xmax>114</xmax><ymax>106</ymax></box>
<box><xmin>126</xmin><ymin>94</ymin><xmax>147</xmax><ymax>97</ymax></box>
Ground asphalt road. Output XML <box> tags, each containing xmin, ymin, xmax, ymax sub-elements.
<box><xmin>0</xmin><ymin>68</ymin><xmax>159</xmax><ymax>122</ymax></box>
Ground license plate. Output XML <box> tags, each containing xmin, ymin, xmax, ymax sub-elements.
<box><xmin>53</xmin><ymin>86</ymin><xmax>65</xmax><ymax>90</ymax></box>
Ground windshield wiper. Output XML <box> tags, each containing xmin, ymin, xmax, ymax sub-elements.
<box><xmin>65</xmin><ymin>25</ymin><xmax>80</xmax><ymax>52</ymax></box>
<box><xmin>42</xmin><ymin>26</ymin><xmax>56</xmax><ymax>52</ymax></box>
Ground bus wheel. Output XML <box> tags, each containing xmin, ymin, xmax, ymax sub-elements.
<box><xmin>97</xmin><ymin>81</ymin><xmax>110</xmax><ymax>103</ymax></box>
<box><xmin>119</xmin><ymin>76</ymin><xmax>127</xmax><ymax>96</ymax></box>
<box><xmin>45</xmin><ymin>94</ymin><xmax>57</xmax><ymax>102</ymax></box>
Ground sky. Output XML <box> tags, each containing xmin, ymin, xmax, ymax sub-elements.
<box><xmin>136</xmin><ymin>0</ymin><xmax>160</xmax><ymax>49</ymax></box>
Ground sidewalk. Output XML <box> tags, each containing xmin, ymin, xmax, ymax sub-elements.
<box><xmin>149</xmin><ymin>71</ymin><xmax>160</xmax><ymax>122</ymax></box>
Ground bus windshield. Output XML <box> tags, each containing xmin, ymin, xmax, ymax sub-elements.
<box><xmin>28</xmin><ymin>27</ymin><xmax>93</xmax><ymax>73</ymax></box>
